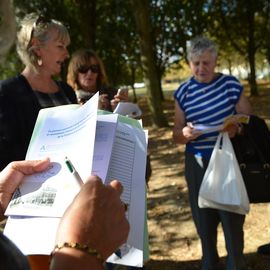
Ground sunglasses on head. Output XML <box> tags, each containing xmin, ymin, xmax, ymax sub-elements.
<box><xmin>28</xmin><ymin>15</ymin><xmax>51</xmax><ymax>48</ymax></box>
<box><xmin>78</xmin><ymin>65</ymin><xmax>99</xmax><ymax>74</ymax></box>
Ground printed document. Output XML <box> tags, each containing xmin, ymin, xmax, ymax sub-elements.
<box><xmin>4</xmin><ymin>94</ymin><xmax>147</xmax><ymax>267</ymax></box>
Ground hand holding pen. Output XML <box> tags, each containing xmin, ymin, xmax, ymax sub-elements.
<box><xmin>64</xmin><ymin>156</ymin><xmax>129</xmax><ymax>260</ymax></box>
<box><xmin>54</xmin><ymin>175</ymin><xmax>130</xmax><ymax>268</ymax></box>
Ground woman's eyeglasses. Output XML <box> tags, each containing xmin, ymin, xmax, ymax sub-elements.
<box><xmin>77</xmin><ymin>65</ymin><xmax>99</xmax><ymax>74</ymax></box>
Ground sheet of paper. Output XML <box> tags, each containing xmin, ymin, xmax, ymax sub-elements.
<box><xmin>191</xmin><ymin>123</ymin><xmax>223</xmax><ymax>134</ymax></box>
<box><xmin>190</xmin><ymin>114</ymin><xmax>250</xmax><ymax>135</ymax></box>
<box><xmin>4</xmin><ymin>216</ymin><xmax>60</xmax><ymax>255</ymax></box>
<box><xmin>5</xmin><ymin>93</ymin><xmax>99</xmax><ymax>217</ymax></box>
<box><xmin>5</xmin><ymin>159</ymin><xmax>81</xmax><ymax>217</ymax></box>
<box><xmin>26</xmin><ymin>93</ymin><xmax>99</xmax><ymax>180</ymax></box>
<box><xmin>91</xmin><ymin>113</ymin><xmax>147</xmax><ymax>266</ymax></box>
<box><xmin>91</xmin><ymin>114</ymin><xmax>118</xmax><ymax>181</ymax></box>
<box><xmin>105</xmin><ymin>118</ymin><xmax>147</xmax><ymax>267</ymax></box>
<box><xmin>113</xmin><ymin>102</ymin><xmax>142</xmax><ymax>118</ymax></box>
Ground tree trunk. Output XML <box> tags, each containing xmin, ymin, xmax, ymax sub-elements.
<box><xmin>76</xmin><ymin>0</ymin><xmax>96</xmax><ymax>49</ymax></box>
<box><xmin>129</xmin><ymin>0</ymin><xmax>168</xmax><ymax>127</ymax></box>
<box><xmin>130</xmin><ymin>66</ymin><xmax>138</xmax><ymax>103</ymax></box>
<box><xmin>227</xmin><ymin>59</ymin><xmax>232</xmax><ymax>75</ymax></box>
<box><xmin>0</xmin><ymin>0</ymin><xmax>16</xmax><ymax>58</ymax></box>
<box><xmin>247</xmin><ymin>5</ymin><xmax>258</xmax><ymax>96</ymax></box>
<box><xmin>248</xmin><ymin>49</ymin><xmax>258</xmax><ymax>96</ymax></box>
<box><xmin>157</xmin><ymin>69</ymin><xmax>165</xmax><ymax>101</ymax></box>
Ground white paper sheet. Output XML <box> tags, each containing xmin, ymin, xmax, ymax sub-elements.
<box><xmin>4</xmin><ymin>216</ymin><xmax>60</xmax><ymax>255</ymax></box>
<box><xmin>106</xmin><ymin>120</ymin><xmax>147</xmax><ymax>267</ymax></box>
<box><xmin>191</xmin><ymin>123</ymin><xmax>223</xmax><ymax>134</ymax></box>
<box><xmin>92</xmin><ymin>114</ymin><xmax>147</xmax><ymax>266</ymax></box>
<box><xmin>5</xmin><ymin>93</ymin><xmax>99</xmax><ymax>217</ymax></box>
<box><xmin>113</xmin><ymin>102</ymin><xmax>142</xmax><ymax>118</ymax></box>
<box><xmin>91</xmin><ymin>114</ymin><xmax>118</xmax><ymax>181</ymax></box>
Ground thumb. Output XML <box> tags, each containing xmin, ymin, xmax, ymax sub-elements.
<box><xmin>10</xmin><ymin>157</ymin><xmax>51</xmax><ymax>175</ymax></box>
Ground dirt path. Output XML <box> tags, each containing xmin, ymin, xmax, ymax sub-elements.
<box><xmin>139</xmin><ymin>88</ymin><xmax>270</xmax><ymax>270</ymax></box>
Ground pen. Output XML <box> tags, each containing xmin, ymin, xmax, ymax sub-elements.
<box><xmin>64</xmin><ymin>157</ymin><xmax>84</xmax><ymax>187</ymax></box>
<box><xmin>114</xmin><ymin>248</ymin><xmax>122</xmax><ymax>259</ymax></box>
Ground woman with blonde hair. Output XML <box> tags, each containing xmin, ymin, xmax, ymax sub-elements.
<box><xmin>0</xmin><ymin>13</ymin><xmax>77</xmax><ymax>170</ymax></box>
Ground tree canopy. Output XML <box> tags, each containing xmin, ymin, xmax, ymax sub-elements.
<box><xmin>1</xmin><ymin>0</ymin><xmax>270</xmax><ymax>126</ymax></box>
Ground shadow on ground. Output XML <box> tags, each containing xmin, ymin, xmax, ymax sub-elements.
<box><xmin>144</xmin><ymin>252</ymin><xmax>270</xmax><ymax>270</ymax></box>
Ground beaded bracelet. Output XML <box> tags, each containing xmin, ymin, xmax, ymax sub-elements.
<box><xmin>51</xmin><ymin>242</ymin><xmax>105</xmax><ymax>264</ymax></box>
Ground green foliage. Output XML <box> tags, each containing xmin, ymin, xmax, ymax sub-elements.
<box><xmin>150</xmin><ymin>0</ymin><xmax>210</xmax><ymax>78</ymax></box>
<box><xmin>0</xmin><ymin>45</ymin><xmax>23</xmax><ymax>80</ymax></box>
<box><xmin>3</xmin><ymin>0</ymin><xmax>270</xmax><ymax>87</ymax></box>
<box><xmin>206</xmin><ymin>0</ymin><xmax>270</xmax><ymax>95</ymax></box>
<box><xmin>0</xmin><ymin>0</ymin><xmax>269</xmax><ymax>126</ymax></box>
<box><xmin>94</xmin><ymin>0</ymin><xmax>141</xmax><ymax>87</ymax></box>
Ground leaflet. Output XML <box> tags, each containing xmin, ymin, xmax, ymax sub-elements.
<box><xmin>4</xmin><ymin>94</ymin><xmax>147</xmax><ymax>267</ymax></box>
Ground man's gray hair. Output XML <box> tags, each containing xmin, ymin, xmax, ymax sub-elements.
<box><xmin>187</xmin><ymin>36</ymin><xmax>218</xmax><ymax>62</ymax></box>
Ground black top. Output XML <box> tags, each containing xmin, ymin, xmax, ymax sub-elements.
<box><xmin>0</xmin><ymin>74</ymin><xmax>77</xmax><ymax>170</ymax></box>
<box><xmin>0</xmin><ymin>233</ymin><xmax>30</xmax><ymax>270</ymax></box>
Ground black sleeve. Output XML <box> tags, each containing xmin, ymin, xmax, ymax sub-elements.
<box><xmin>0</xmin><ymin>77</ymin><xmax>40</xmax><ymax>170</ymax></box>
<box><xmin>0</xmin><ymin>79</ymin><xmax>23</xmax><ymax>169</ymax></box>
<box><xmin>0</xmin><ymin>234</ymin><xmax>30</xmax><ymax>270</ymax></box>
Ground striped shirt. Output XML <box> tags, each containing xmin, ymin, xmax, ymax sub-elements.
<box><xmin>174</xmin><ymin>73</ymin><xmax>243</xmax><ymax>158</ymax></box>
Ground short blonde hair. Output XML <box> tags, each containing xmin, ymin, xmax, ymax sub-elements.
<box><xmin>67</xmin><ymin>49</ymin><xmax>108</xmax><ymax>91</ymax></box>
<box><xmin>16</xmin><ymin>13</ymin><xmax>70</xmax><ymax>72</ymax></box>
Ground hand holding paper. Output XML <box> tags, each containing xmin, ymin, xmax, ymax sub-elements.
<box><xmin>113</xmin><ymin>102</ymin><xmax>142</xmax><ymax>118</ymax></box>
<box><xmin>188</xmin><ymin>114</ymin><xmax>250</xmax><ymax>136</ymax></box>
<box><xmin>188</xmin><ymin>122</ymin><xmax>223</xmax><ymax>135</ymax></box>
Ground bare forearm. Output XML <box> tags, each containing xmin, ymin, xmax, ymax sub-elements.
<box><xmin>50</xmin><ymin>248</ymin><xmax>104</xmax><ymax>270</ymax></box>
<box><xmin>173</xmin><ymin>128</ymin><xmax>189</xmax><ymax>144</ymax></box>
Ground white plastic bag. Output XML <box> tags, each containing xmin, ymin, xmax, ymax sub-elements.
<box><xmin>198</xmin><ymin>132</ymin><xmax>250</xmax><ymax>215</ymax></box>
